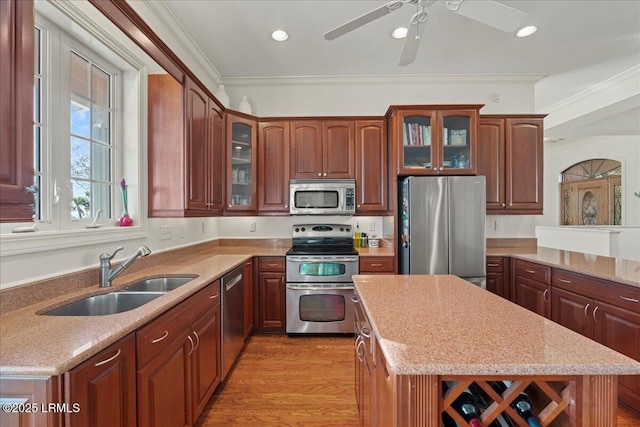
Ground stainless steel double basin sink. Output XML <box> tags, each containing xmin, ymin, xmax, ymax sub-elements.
<box><xmin>43</xmin><ymin>277</ymin><xmax>195</xmax><ymax>316</ymax></box>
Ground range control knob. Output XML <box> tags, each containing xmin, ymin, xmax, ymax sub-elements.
<box><xmin>301</xmin><ymin>227</ymin><xmax>306</xmax><ymax>232</ymax></box>
<box><xmin>294</xmin><ymin>228</ymin><xmax>300</xmax><ymax>232</ymax></box>
<box><xmin>340</xmin><ymin>227</ymin><xmax>344</xmax><ymax>232</ymax></box>
<box><xmin>346</xmin><ymin>227</ymin><xmax>351</xmax><ymax>233</ymax></box>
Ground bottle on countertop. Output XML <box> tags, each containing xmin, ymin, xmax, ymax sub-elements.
<box><xmin>354</xmin><ymin>224</ymin><xmax>361</xmax><ymax>248</ymax></box>
<box><xmin>361</xmin><ymin>232</ymin><xmax>368</xmax><ymax>248</ymax></box>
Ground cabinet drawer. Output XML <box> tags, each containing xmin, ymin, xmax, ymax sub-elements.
<box><xmin>486</xmin><ymin>256</ymin><xmax>504</xmax><ymax>273</ymax></box>
<box><xmin>258</xmin><ymin>257</ymin><xmax>285</xmax><ymax>272</ymax></box>
<box><xmin>513</xmin><ymin>259</ymin><xmax>550</xmax><ymax>284</ymax></box>
<box><xmin>553</xmin><ymin>268</ymin><xmax>640</xmax><ymax>313</ymax></box>
<box><xmin>359</xmin><ymin>256</ymin><xmax>395</xmax><ymax>273</ymax></box>
<box><xmin>137</xmin><ymin>281</ymin><xmax>220</xmax><ymax>367</ymax></box>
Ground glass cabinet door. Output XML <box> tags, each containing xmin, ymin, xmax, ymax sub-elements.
<box><xmin>399</xmin><ymin>111</ymin><xmax>437</xmax><ymax>173</ymax></box>
<box><xmin>440</xmin><ymin>112</ymin><xmax>472</xmax><ymax>172</ymax></box>
<box><xmin>227</xmin><ymin>114</ymin><xmax>257</xmax><ymax>211</ymax></box>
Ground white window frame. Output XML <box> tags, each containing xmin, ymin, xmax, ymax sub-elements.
<box><xmin>0</xmin><ymin>1</ymin><xmax>149</xmax><ymax>255</ymax></box>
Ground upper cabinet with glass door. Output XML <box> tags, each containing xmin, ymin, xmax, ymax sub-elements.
<box><xmin>226</xmin><ymin>112</ymin><xmax>257</xmax><ymax>213</ymax></box>
<box><xmin>387</xmin><ymin>105</ymin><xmax>482</xmax><ymax>175</ymax></box>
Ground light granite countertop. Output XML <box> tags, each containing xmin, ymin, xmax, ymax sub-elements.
<box><xmin>353</xmin><ymin>274</ymin><xmax>640</xmax><ymax>376</ymax></box>
<box><xmin>0</xmin><ymin>244</ymin><xmax>288</xmax><ymax>376</ymax></box>
<box><xmin>487</xmin><ymin>246</ymin><xmax>640</xmax><ymax>289</ymax></box>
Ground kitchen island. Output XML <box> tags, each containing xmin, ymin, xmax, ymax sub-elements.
<box><xmin>353</xmin><ymin>274</ymin><xmax>640</xmax><ymax>426</ymax></box>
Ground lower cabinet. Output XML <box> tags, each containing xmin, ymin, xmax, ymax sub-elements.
<box><xmin>137</xmin><ymin>281</ymin><xmax>221</xmax><ymax>427</ymax></box>
<box><xmin>65</xmin><ymin>333</ymin><xmax>137</xmax><ymax>427</ymax></box>
<box><xmin>512</xmin><ymin>259</ymin><xmax>551</xmax><ymax>318</ymax></box>
<box><xmin>254</xmin><ymin>257</ymin><xmax>286</xmax><ymax>333</ymax></box>
<box><xmin>486</xmin><ymin>256</ymin><xmax>509</xmax><ymax>299</ymax></box>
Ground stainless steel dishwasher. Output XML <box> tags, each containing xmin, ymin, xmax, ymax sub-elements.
<box><xmin>221</xmin><ymin>265</ymin><xmax>244</xmax><ymax>381</ymax></box>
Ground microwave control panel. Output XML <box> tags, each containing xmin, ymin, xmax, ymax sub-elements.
<box><xmin>345</xmin><ymin>188</ymin><xmax>355</xmax><ymax>211</ymax></box>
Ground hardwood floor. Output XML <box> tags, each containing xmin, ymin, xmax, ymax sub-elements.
<box><xmin>196</xmin><ymin>334</ymin><xmax>640</xmax><ymax>426</ymax></box>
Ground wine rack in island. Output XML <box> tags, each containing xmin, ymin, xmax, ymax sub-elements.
<box><xmin>386</xmin><ymin>105</ymin><xmax>481</xmax><ymax>176</ymax></box>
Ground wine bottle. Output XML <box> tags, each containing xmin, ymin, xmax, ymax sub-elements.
<box><xmin>442</xmin><ymin>382</ymin><xmax>482</xmax><ymax>427</ymax></box>
<box><xmin>468</xmin><ymin>383</ymin><xmax>515</xmax><ymax>427</ymax></box>
<box><xmin>489</xmin><ymin>381</ymin><xmax>543</xmax><ymax>427</ymax></box>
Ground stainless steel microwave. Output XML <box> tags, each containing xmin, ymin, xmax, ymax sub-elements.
<box><xmin>289</xmin><ymin>179</ymin><xmax>356</xmax><ymax>215</ymax></box>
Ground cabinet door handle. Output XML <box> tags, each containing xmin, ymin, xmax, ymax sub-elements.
<box><xmin>317</xmin><ymin>173</ymin><xmax>322</xmax><ymax>177</ymax></box>
<box><xmin>94</xmin><ymin>349</ymin><xmax>121</xmax><ymax>367</ymax></box>
<box><xmin>558</xmin><ymin>278</ymin><xmax>572</xmax><ymax>284</ymax></box>
<box><xmin>584</xmin><ymin>303</ymin><xmax>591</xmax><ymax>319</ymax></box>
<box><xmin>284</xmin><ymin>204</ymin><xmax>288</xmax><ymax>208</ymax></box>
<box><xmin>187</xmin><ymin>335</ymin><xmax>195</xmax><ymax>356</ymax></box>
<box><xmin>439</xmin><ymin>167</ymin><xmax>444</xmax><ymax>171</ymax></box>
<box><xmin>351</xmin><ymin>295</ymin><xmax>359</xmax><ymax>303</ymax></box>
<box><xmin>501</xmin><ymin>203</ymin><xmax>506</xmax><ymax>207</ymax></box>
<box><xmin>228</xmin><ymin>204</ymin><xmax>232</xmax><ymax>208</ymax></box>
<box><xmin>209</xmin><ymin>293</ymin><xmax>219</xmax><ymax>299</ymax></box>
<box><xmin>487</xmin><ymin>263</ymin><xmax>500</xmax><ymax>267</ymax></box>
<box><xmin>152</xmin><ymin>331</ymin><xmax>169</xmax><ymax>344</ymax></box>
<box><xmin>543</xmin><ymin>288</ymin><xmax>549</xmax><ymax>302</ymax></box>
<box><xmin>525</xmin><ymin>269</ymin><xmax>536</xmax><ymax>274</ymax></box>
<box><xmin>193</xmin><ymin>331</ymin><xmax>200</xmax><ymax>351</ymax></box>
<box><xmin>323</xmin><ymin>173</ymin><xmax>327</xmax><ymax>177</ymax></box>
<box><xmin>355</xmin><ymin>336</ymin><xmax>364</xmax><ymax>362</ymax></box>
<box><xmin>619</xmin><ymin>295</ymin><xmax>639</xmax><ymax>303</ymax></box>
<box><xmin>593</xmin><ymin>306</ymin><xmax>599</xmax><ymax>322</ymax></box>
<box><xmin>361</xmin><ymin>326</ymin><xmax>371</xmax><ymax>338</ymax></box>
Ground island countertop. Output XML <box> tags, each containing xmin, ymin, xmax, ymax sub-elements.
<box><xmin>353</xmin><ymin>274</ymin><xmax>640</xmax><ymax>377</ymax></box>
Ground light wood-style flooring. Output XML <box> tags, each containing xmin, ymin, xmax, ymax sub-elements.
<box><xmin>196</xmin><ymin>335</ymin><xmax>640</xmax><ymax>426</ymax></box>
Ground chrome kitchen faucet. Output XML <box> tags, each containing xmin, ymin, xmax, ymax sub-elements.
<box><xmin>99</xmin><ymin>246</ymin><xmax>151</xmax><ymax>287</ymax></box>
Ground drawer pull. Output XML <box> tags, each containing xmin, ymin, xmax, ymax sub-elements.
<box><xmin>351</xmin><ymin>295</ymin><xmax>360</xmax><ymax>303</ymax></box>
<box><xmin>543</xmin><ymin>289</ymin><xmax>549</xmax><ymax>302</ymax></box>
<box><xmin>370</xmin><ymin>263</ymin><xmax>383</xmax><ymax>267</ymax></box>
<box><xmin>619</xmin><ymin>295</ymin><xmax>639</xmax><ymax>303</ymax></box>
<box><xmin>593</xmin><ymin>306</ymin><xmax>599</xmax><ymax>322</ymax></box>
<box><xmin>152</xmin><ymin>331</ymin><xmax>169</xmax><ymax>344</ymax></box>
<box><xmin>94</xmin><ymin>349</ymin><xmax>121</xmax><ymax>367</ymax></box>
<box><xmin>209</xmin><ymin>293</ymin><xmax>219</xmax><ymax>299</ymax></box>
<box><xmin>266</xmin><ymin>263</ymin><xmax>278</xmax><ymax>267</ymax></box>
<box><xmin>584</xmin><ymin>303</ymin><xmax>591</xmax><ymax>319</ymax></box>
<box><xmin>487</xmin><ymin>263</ymin><xmax>500</xmax><ymax>267</ymax></box>
<box><xmin>558</xmin><ymin>278</ymin><xmax>572</xmax><ymax>284</ymax></box>
<box><xmin>361</xmin><ymin>326</ymin><xmax>371</xmax><ymax>338</ymax></box>
<box><xmin>525</xmin><ymin>269</ymin><xmax>536</xmax><ymax>274</ymax></box>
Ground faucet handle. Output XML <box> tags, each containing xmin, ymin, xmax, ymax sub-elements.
<box><xmin>100</xmin><ymin>246</ymin><xmax>124</xmax><ymax>261</ymax></box>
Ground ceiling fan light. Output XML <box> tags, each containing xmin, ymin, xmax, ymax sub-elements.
<box><xmin>516</xmin><ymin>25</ymin><xmax>538</xmax><ymax>38</ymax></box>
<box><xmin>271</xmin><ymin>30</ymin><xmax>289</xmax><ymax>41</ymax></box>
<box><xmin>392</xmin><ymin>27</ymin><xmax>408</xmax><ymax>39</ymax></box>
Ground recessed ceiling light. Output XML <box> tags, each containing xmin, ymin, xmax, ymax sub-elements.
<box><xmin>516</xmin><ymin>25</ymin><xmax>538</xmax><ymax>38</ymax></box>
<box><xmin>392</xmin><ymin>27</ymin><xmax>408</xmax><ymax>39</ymax></box>
<box><xmin>271</xmin><ymin>30</ymin><xmax>289</xmax><ymax>42</ymax></box>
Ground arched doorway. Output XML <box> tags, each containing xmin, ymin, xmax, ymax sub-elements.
<box><xmin>560</xmin><ymin>159</ymin><xmax>622</xmax><ymax>225</ymax></box>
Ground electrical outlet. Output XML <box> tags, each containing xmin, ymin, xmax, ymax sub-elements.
<box><xmin>369</xmin><ymin>221</ymin><xmax>375</xmax><ymax>231</ymax></box>
<box><xmin>494</xmin><ymin>220</ymin><xmax>503</xmax><ymax>231</ymax></box>
<box><xmin>249</xmin><ymin>221</ymin><xmax>256</xmax><ymax>232</ymax></box>
<box><xmin>202</xmin><ymin>222</ymin><xmax>207</xmax><ymax>234</ymax></box>
<box><xmin>160</xmin><ymin>225</ymin><xmax>173</xmax><ymax>240</ymax></box>
<box><xmin>179</xmin><ymin>224</ymin><xmax>185</xmax><ymax>238</ymax></box>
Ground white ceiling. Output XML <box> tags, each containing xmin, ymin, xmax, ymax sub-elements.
<box><xmin>161</xmin><ymin>0</ymin><xmax>640</xmax><ymax>137</ymax></box>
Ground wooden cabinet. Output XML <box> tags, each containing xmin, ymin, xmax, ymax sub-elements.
<box><xmin>387</xmin><ymin>105</ymin><xmax>481</xmax><ymax>176</ymax></box>
<box><xmin>255</xmin><ymin>257</ymin><xmax>286</xmax><ymax>333</ymax></box>
<box><xmin>551</xmin><ymin>268</ymin><xmax>640</xmax><ymax>412</ymax></box>
<box><xmin>226</xmin><ymin>112</ymin><xmax>257</xmax><ymax>213</ymax></box>
<box><xmin>148</xmin><ymin>75</ymin><xmax>224</xmax><ymax>217</ymax></box>
<box><xmin>486</xmin><ymin>256</ymin><xmax>510</xmax><ymax>300</ymax></box>
<box><xmin>359</xmin><ymin>256</ymin><xmax>395</xmax><ymax>274</ymax></box>
<box><xmin>353</xmin><ymin>291</ymin><xmax>374</xmax><ymax>426</ymax></box>
<box><xmin>65</xmin><ymin>334</ymin><xmax>136</xmax><ymax>427</ymax></box>
<box><xmin>137</xmin><ymin>281</ymin><xmax>221</xmax><ymax>427</ymax></box>
<box><xmin>355</xmin><ymin>120</ymin><xmax>389</xmax><ymax>214</ymax></box>
<box><xmin>290</xmin><ymin>120</ymin><xmax>355</xmax><ymax>179</ymax></box>
<box><xmin>258</xmin><ymin>121</ymin><xmax>290</xmax><ymax>213</ymax></box>
<box><xmin>243</xmin><ymin>258</ymin><xmax>254</xmax><ymax>338</ymax></box>
<box><xmin>478</xmin><ymin>116</ymin><xmax>545</xmax><ymax>214</ymax></box>
<box><xmin>0</xmin><ymin>0</ymin><xmax>35</xmax><ymax>223</ymax></box>
<box><xmin>512</xmin><ymin>259</ymin><xmax>551</xmax><ymax>318</ymax></box>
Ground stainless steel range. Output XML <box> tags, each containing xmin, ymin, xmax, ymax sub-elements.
<box><xmin>286</xmin><ymin>224</ymin><xmax>359</xmax><ymax>334</ymax></box>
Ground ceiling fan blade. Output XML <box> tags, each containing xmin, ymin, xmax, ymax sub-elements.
<box><xmin>453</xmin><ymin>0</ymin><xmax>527</xmax><ymax>33</ymax></box>
<box><xmin>398</xmin><ymin>20</ymin><xmax>427</xmax><ymax>66</ymax></box>
<box><xmin>324</xmin><ymin>1</ymin><xmax>408</xmax><ymax>40</ymax></box>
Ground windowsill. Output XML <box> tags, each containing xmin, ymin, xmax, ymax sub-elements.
<box><xmin>0</xmin><ymin>224</ymin><xmax>147</xmax><ymax>257</ymax></box>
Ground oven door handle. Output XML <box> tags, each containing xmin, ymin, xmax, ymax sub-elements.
<box><xmin>286</xmin><ymin>256</ymin><xmax>359</xmax><ymax>263</ymax></box>
<box><xmin>286</xmin><ymin>285</ymin><xmax>355</xmax><ymax>291</ymax></box>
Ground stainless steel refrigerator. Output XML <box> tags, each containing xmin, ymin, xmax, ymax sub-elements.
<box><xmin>399</xmin><ymin>176</ymin><xmax>486</xmax><ymax>287</ymax></box>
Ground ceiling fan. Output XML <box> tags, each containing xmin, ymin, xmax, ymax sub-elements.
<box><xmin>324</xmin><ymin>0</ymin><xmax>529</xmax><ymax>66</ymax></box>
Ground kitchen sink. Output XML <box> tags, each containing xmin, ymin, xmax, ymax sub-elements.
<box><xmin>43</xmin><ymin>292</ymin><xmax>165</xmax><ymax>316</ymax></box>
<box><xmin>121</xmin><ymin>276</ymin><xmax>194</xmax><ymax>293</ymax></box>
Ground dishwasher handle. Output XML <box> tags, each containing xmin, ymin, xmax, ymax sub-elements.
<box><xmin>224</xmin><ymin>273</ymin><xmax>243</xmax><ymax>291</ymax></box>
